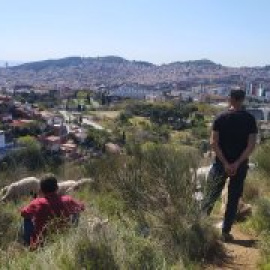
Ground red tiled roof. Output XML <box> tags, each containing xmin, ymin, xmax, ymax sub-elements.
<box><xmin>10</xmin><ymin>119</ymin><xmax>34</xmax><ymax>127</ymax></box>
<box><xmin>0</xmin><ymin>95</ymin><xmax>11</xmax><ymax>102</ymax></box>
<box><xmin>44</xmin><ymin>136</ymin><xmax>61</xmax><ymax>142</ymax></box>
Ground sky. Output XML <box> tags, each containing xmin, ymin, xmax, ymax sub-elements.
<box><xmin>0</xmin><ymin>0</ymin><xmax>270</xmax><ymax>66</ymax></box>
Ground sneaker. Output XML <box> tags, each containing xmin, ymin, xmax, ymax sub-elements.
<box><xmin>221</xmin><ymin>232</ymin><xmax>234</xmax><ymax>243</ymax></box>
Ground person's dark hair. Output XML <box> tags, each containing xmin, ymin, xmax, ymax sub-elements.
<box><xmin>40</xmin><ymin>174</ymin><xmax>58</xmax><ymax>194</ymax></box>
<box><xmin>229</xmin><ymin>89</ymin><xmax>246</xmax><ymax>101</ymax></box>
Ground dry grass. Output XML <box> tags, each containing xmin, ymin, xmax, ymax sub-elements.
<box><xmin>0</xmin><ymin>145</ymin><xmax>228</xmax><ymax>269</ymax></box>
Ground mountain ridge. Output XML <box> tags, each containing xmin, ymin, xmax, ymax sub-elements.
<box><xmin>9</xmin><ymin>56</ymin><xmax>270</xmax><ymax>70</ymax></box>
<box><xmin>1</xmin><ymin>56</ymin><xmax>270</xmax><ymax>87</ymax></box>
<box><xmin>10</xmin><ymin>57</ymin><xmax>225</xmax><ymax>71</ymax></box>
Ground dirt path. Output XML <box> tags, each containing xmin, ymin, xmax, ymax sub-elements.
<box><xmin>208</xmin><ymin>225</ymin><xmax>260</xmax><ymax>270</ymax></box>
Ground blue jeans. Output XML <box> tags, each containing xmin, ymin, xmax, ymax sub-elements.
<box><xmin>22</xmin><ymin>218</ymin><xmax>34</xmax><ymax>246</ymax></box>
<box><xmin>70</xmin><ymin>213</ymin><xmax>80</xmax><ymax>227</ymax></box>
<box><xmin>201</xmin><ymin>161</ymin><xmax>248</xmax><ymax>233</ymax></box>
<box><xmin>21</xmin><ymin>214</ymin><xmax>80</xmax><ymax>246</ymax></box>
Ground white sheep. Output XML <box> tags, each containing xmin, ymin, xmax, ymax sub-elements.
<box><xmin>0</xmin><ymin>177</ymin><xmax>40</xmax><ymax>202</ymax></box>
<box><xmin>0</xmin><ymin>177</ymin><xmax>94</xmax><ymax>202</ymax></box>
<box><xmin>58</xmin><ymin>178</ymin><xmax>94</xmax><ymax>195</ymax></box>
<box><xmin>195</xmin><ymin>165</ymin><xmax>211</xmax><ymax>189</ymax></box>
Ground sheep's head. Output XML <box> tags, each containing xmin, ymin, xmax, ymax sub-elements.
<box><xmin>77</xmin><ymin>178</ymin><xmax>94</xmax><ymax>186</ymax></box>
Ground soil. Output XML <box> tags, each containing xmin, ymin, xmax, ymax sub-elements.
<box><xmin>207</xmin><ymin>225</ymin><xmax>260</xmax><ymax>270</ymax></box>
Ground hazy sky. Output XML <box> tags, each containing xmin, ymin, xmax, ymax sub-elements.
<box><xmin>1</xmin><ymin>0</ymin><xmax>270</xmax><ymax>66</ymax></box>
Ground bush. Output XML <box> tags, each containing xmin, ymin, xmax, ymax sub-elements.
<box><xmin>247</xmin><ymin>198</ymin><xmax>270</xmax><ymax>234</ymax></box>
<box><xmin>181</xmin><ymin>220</ymin><xmax>225</xmax><ymax>264</ymax></box>
<box><xmin>259</xmin><ymin>232</ymin><xmax>270</xmax><ymax>269</ymax></box>
<box><xmin>191</xmin><ymin>124</ymin><xmax>209</xmax><ymax>140</ymax></box>
<box><xmin>85</xmin><ymin>128</ymin><xmax>111</xmax><ymax>150</ymax></box>
<box><xmin>74</xmin><ymin>238</ymin><xmax>118</xmax><ymax>270</ymax></box>
<box><xmin>0</xmin><ymin>205</ymin><xmax>19</xmax><ymax>250</ymax></box>
<box><xmin>123</xmin><ymin>236</ymin><xmax>165</xmax><ymax>270</ymax></box>
<box><xmin>88</xmin><ymin>144</ymin><xmax>226</xmax><ymax>266</ymax></box>
<box><xmin>2</xmin><ymin>136</ymin><xmax>45</xmax><ymax>171</ymax></box>
<box><xmin>255</xmin><ymin>142</ymin><xmax>270</xmax><ymax>176</ymax></box>
<box><xmin>0</xmin><ymin>143</ymin><xmax>227</xmax><ymax>269</ymax></box>
<box><xmin>243</xmin><ymin>177</ymin><xmax>261</xmax><ymax>202</ymax></box>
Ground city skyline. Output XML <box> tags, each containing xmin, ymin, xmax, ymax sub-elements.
<box><xmin>1</xmin><ymin>0</ymin><xmax>270</xmax><ymax>67</ymax></box>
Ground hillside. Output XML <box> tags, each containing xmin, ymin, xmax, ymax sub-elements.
<box><xmin>0</xmin><ymin>99</ymin><xmax>270</xmax><ymax>269</ymax></box>
<box><xmin>1</xmin><ymin>56</ymin><xmax>270</xmax><ymax>88</ymax></box>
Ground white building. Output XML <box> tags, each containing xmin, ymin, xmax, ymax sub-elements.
<box><xmin>0</xmin><ymin>130</ymin><xmax>5</xmax><ymax>148</ymax></box>
<box><xmin>109</xmin><ymin>85</ymin><xmax>161</xmax><ymax>100</ymax></box>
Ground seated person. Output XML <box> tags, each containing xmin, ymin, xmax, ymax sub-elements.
<box><xmin>20</xmin><ymin>174</ymin><xmax>85</xmax><ymax>249</ymax></box>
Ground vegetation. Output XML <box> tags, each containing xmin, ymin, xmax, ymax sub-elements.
<box><xmin>0</xmin><ymin>144</ymin><xmax>227</xmax><ymax>269</ymax></box>
<box><xmin>0</xmin><ymin>135</ymin><xmax>64</xmax><ymax>175</ymax></box>
<box><xmin>125</xmin><ymin>102</ymin><xmax>197</xmax><ymax>130</ymax></box>
<box><xmin>238</xmin><ymin>142</ymin><xmax>270</xmax><ymax>269</ymax></box>
<box><xmin>85</xmin><ymin>128</ymin><xmax>111</xmax><ymax>150</ymax></box>
<box><xmin>255</xmin><ymin>141</ymin><xmax>270</xmax><ymax>176</ymax></box>
<box><xmin>1</xmin><ymin>96</ymin><xmax>270</xmax><ymax>269</ymax></box>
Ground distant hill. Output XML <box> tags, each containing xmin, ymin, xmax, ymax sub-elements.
<box><xmin>1</xmin><ymin>56</ymin><xmax>270</xmax><ymax>87</ymax></box>
<box><xmin>13</xmin><ymin>56</ymin><xmax>154</xmax><ymax>72</ymax></box>
<box><xmin>169</xmin><ymin>59</ymin><xmax>221</xmax><ymax>67</ymax></box>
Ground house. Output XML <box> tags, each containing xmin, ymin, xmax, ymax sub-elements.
<box><xmin>200</xmin><ymin>94</ymin><xmax>227</xmax><ymax>103</ymax></box>
<box><xmin>0</xmin><ymin>113</ymin><xmax>12</xmax><ymax>122</ymax></box>
<box><xmin>52</xmin><ymin>124</ymin><xmax>68</xmax><ymax>138</ymax></box>
<box><xmin>60</xmin><ymin>141</ymin><xmax>78</xmax><ymax>159</ymax></box>
<box><xmin>39</xmin><ymin>111</ymin><xmax>63</xmax><ymax>126</ymax></box>
<box><xmin>0</xmin><ymin>130</ymin><xmax>16</xmax><ymax>159</ymax></box>
<box><xmin>0</xmin><ymin>95</ymin><xmax>12</xmax><ymax>103</ymax></box>
<box><xmin>42</xmin><ymin>136</ymin><xmax>61</xmax><ymax>152</ymax></box>
<box><xmin>9</xmin><ymin>119</ymin><xmax>35</xmax><ymax>128</ymax></box>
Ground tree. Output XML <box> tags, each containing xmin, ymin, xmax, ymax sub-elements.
<box><xmin>16</xmin><ymin>136</ymin><xmax>44</xmax><ymax>170</ymax></box>
<box><xmin>86</xmin><ymin>93</ymin><xmax>91</xmax><ymax>104</ymax></box>
<box><xmin>85</xmin><ymin>128</ymin><xmax>110</xmax><ymax>150</ymax></box>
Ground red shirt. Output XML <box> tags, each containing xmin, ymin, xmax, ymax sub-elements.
<box><xmin>21</xmin><ymin>193</ymin><xmax>84</xmax><ymax>247</ymax></box>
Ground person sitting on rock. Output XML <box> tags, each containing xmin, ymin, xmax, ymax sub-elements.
<box><xmin>20</xmin><ymin>174</ymin><xmax>85</xmax><ymax>249</ymax></box>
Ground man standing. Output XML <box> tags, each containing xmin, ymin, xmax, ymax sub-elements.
<box><xmin>202</xmin><ymin>89</ymin><xmax>258</xmax><ymax>241</ymax></box>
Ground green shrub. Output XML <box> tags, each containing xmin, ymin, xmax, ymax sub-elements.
<box><xmin>0</xmin><ymin>143</ymin><xmax>228</xmax><ymax>269</ymax></box>
<box><xmin>0</xmin><ymin>205</ymin><xmax>19</xmax><ymax>249</ymax></box>
<box><xmin>259</xmin><ymin>232</ymin><xmax>270</xmax><ymax>269</ymax></box>
<box><xmin>182</xmin><ymin>220</ymin><xmax>225</xmax><ymax>264</ymax></box>
<box><xmin>95</xmin><ymin>192</ymin><xmax>126</xmax><ymax>218</ymax></box>
<box><xmin>91</xmin><ymin>144</ymin><xmax>226</xmax><ymax>266</ymax></box>
<box><xmin>248</xmin><ymin>198</ymin><xmax>270</xmax><ymax>233</ymax></box>
<box><xmin>74</xmin><ymin>238</ymin><xmax>118</xmax><ymax>270</ymax></box>
<box><xmin>2</xmin><ymin>136</ymin><xmax>45</xmax><ymax>172</ymax></box>
<box><xmin>124</xmin><ymin>236</ymin><xmax>165</xmax><ymax>270</ymax></box>
<box><xmin>255</xmin><ymin>142</ymin><xmax>270</xmax><ymax>176</ymax></box>
<box><xmin>243</xmin><ymin>177</ymin><xmax>261</xmax><ymax>202</ymax></box>
<box><xmin>191</xmin><ymin>125</ymin><xmax>209</xmax><ymax>140</ymax></box>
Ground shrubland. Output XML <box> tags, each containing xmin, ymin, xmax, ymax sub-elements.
<box><xmin>240</xmin><ymin>141</ymin><xmax>270</xmax><ymax>269</ymax></box>
<box><xmin>0</xmin><ymin>143</ymin><xmax>227</xmax><ymax>269</ymax></box>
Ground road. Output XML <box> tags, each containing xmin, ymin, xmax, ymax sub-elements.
<box><xmin>59</xmin><ymin>110</ymin><xmax>104</xmax><ymax>130</ymax></box>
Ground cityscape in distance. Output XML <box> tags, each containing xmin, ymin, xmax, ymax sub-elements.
<box><xmin>1</xmin><ymin>1</ymin><xmax>270</xmax><ymax>268</ymax></box>
<box><xmin>1</xmin><ymin>56</ymin><xmax>270</xmax><ymax>102</ymax></box>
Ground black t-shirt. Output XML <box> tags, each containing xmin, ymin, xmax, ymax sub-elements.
<box><xmin>213</xmin><ymin>109</ymin><xmax>258</xmax><ymax>163</ymax></box>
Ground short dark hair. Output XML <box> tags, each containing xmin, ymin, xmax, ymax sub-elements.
<box><xmin>40</xmin><ymin>174</ymin><xmax>58</xmax><ymax>194</ymax></box>
<box><xmin>230</xmin><ymin>89</ymin><xmax>246</xmax><ymax>101</ymax></box>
